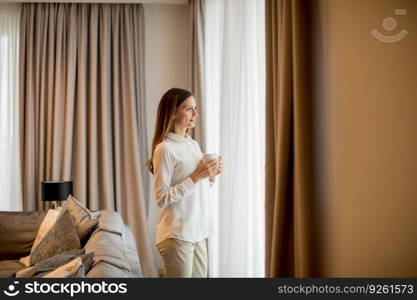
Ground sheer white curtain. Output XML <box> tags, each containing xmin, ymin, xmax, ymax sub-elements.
<box><xmin>204</xmin><ymin>0</ymin><xmax>265</xmax><ymax>277</ymax></box>
<box><xmin>0</xmin><ymin>3</ymin><xmax>22</xmax><ymax>211</ymax></box>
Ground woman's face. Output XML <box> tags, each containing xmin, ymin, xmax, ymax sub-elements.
<box><xmin>174</xmin><ymin>96</ymin><xmax>198</xmax><ymax>129</ymax></box>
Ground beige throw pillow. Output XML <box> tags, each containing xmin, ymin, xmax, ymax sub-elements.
<box><xmin>42</xmin><ymin>257</ymin><xmax>85</xmax><ymax>278</ymax></box>
<box><xmin>29</xmin><ymin>208</ymin><xmax>80</xmax><ymax>266</ymax></box>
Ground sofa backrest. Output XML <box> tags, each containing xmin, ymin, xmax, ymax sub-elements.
<box><xmin>0</xmin><ymin>211</ymin><xmax>46</xmax><ymax>260</ymax></box>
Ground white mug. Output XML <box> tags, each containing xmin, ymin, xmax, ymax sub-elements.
<box><xmin>202</xmin><ymin>153</ymin><xmax>219</xmax><ymax>186</ymax></box>
<box><xmin>202</xmin><ymin>153</ymin><xmax>218</xmax><ymax>163</ymax></box>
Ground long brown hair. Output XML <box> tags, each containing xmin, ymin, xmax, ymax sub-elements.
<box><xmin>147</xmin><ymin>88</ymin><xmax>193</xmax><ymax>174</ymax></box>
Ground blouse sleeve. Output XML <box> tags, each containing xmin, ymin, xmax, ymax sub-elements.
<box><xmin>152</xmin><ymin>143</ymin><xmax>196</xmax><ymax>208</ymax></box>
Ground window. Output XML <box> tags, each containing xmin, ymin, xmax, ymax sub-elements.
<box><xmin>204</xmin><ymin>0</ymin><xmax>265</xmax><ymax>277</ymax></box>
<box><xmin>0</xmin><ymin>4</ymin><xmax>22</xmax><ymax>211</ymax></box>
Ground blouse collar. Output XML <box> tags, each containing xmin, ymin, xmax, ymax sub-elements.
<box><xmin>166</xmin><ymin>132</ymin><xmax>191</xmax><ymax>143</ymax></box>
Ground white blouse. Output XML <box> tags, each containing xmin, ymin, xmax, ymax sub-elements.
<box><xmin>152</xmin><ymin>132</ymin><xmax>209</xmax><ymax>245</ymax></box>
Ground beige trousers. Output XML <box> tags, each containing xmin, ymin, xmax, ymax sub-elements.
<box><xmin>156</xmin><ymin>238</ymin><xmax>208</xmax><ymax>278</ymax></box>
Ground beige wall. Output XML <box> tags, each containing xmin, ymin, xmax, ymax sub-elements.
<box><xmin>313</xmin><ymin>0</ymin><xmax>417</xmax><ymax>276</ymax></box>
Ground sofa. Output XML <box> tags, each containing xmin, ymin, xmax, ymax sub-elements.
<box><xmin>0</xmin><ymin>209</ymin><xmax>143</xmax><ymax>278</ymax></box>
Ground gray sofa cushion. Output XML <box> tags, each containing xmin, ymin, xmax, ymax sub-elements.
<box><xmin>0</xmin><ymin>211</ymin><xmax>46</xmax><ymax>260</ymax></box>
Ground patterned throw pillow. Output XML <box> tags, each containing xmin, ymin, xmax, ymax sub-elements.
<box><xmin>16</xmin><ymin>249</ymin><xmax>95</xmax><ymax>278</ymax></box>
<box><xmin>30</xmin><ymin>209</ymin><xmax>60</xmax><ymax>251</ymax></box>
<box><xmin>64</xmin><ymin>195</ymin><xmax>99</xmax><ymax>246</ymax></box>
<box><xmin>64</xmin><ymin>195</ymin><xmax>92</xmax><ymax>225</ymax></box>
<box><xmin>77</xmin><ymin>219</ymin><xmax>99</xmax><ymax>246</ymax></box>
<box><xmin>18</xmin><ymin>209</ymin><xmax>60</xmax><ymax>267</ymax></box>
<box><xmin>29</xmin><ymin>208</ymin><xmax>81</xmax><ymax>266</ymax></box>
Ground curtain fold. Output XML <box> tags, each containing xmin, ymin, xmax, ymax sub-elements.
<box><xmin>189</xmin><ymin>0</ymin><xmax>206</xmax><ymax>152</ymax></box>
<box><xmin>265</xmin><ymin>0</ymin><xmax>315</xmax><ymax>277</ymax></box>
<box><xmin>19</xmin><ymin>3</ymin><xmax>157</xmax><ymax>277</ymax></box>
<box><xmin>0</xmin><ymin>3</ymin><xmax>22</xmax><ymax>211</ymax></box>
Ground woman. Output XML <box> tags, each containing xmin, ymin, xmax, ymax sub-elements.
<box><xmin>147</xmin><ymin>88</ymin><xmax>223</xmax><ymax>278</ymax></box>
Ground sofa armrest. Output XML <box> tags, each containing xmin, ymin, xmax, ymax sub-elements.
<box><xmin>124</xmin><ymin>225</ymin><xmax>143</xmax><ymax>277</ymax></box>
<box><xmin>84</xmin><ymin>210</ymin><xmax>142</xmax><ymax>278</ymax></box>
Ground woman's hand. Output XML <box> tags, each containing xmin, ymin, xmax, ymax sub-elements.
<box><xmin>190</xmin><ymin>159</ymin><xmax>219</xmax><ymax>183</ymax></box>
<box><xmin>215</xmin><ymin>156</ymin><xmax>223</xmax><ymax>176</ymax></box>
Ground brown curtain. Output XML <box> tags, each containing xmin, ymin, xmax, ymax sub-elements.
<box><xmin>265</xmin><ymin>0</ymin><xmax>316</xmax><ymax>277</ymax></box>
<box><xmin>189</xmin><ymin>0</ymin><xmax>206</xmax><ymax>152</ymax></box>
<box><xmin>19</xmin><ymin>3</ymin><xmax>157</xmax><ymax>277</ymax></box>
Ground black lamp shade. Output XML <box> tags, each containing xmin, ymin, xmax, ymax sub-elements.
<box><xmin>41</xmin><ymin>181</ymin><xmax>73</xmax><ymax>202</ymax></box>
